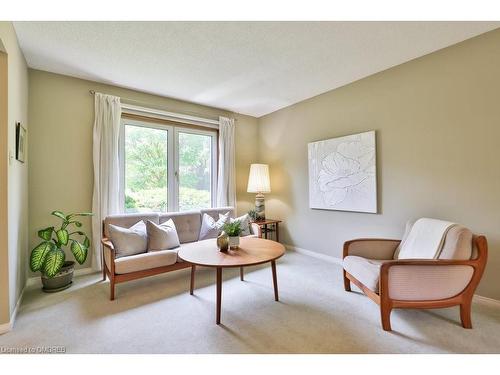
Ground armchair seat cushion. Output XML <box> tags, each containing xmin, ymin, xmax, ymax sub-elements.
<box><xmin>114</xmin><ymin>249</ymin><xmax>179</xmax><ymax>274</ymax></box>
<box><xmin>343</xmin><ymin>256</ymin><xmax>388</xmax><ymax>293</ymax></box>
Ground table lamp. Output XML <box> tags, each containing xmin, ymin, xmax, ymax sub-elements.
<box><xmin>247</xmin><ymin>164</ymin><xmax>271</xmax><ymax>220</ymax></box>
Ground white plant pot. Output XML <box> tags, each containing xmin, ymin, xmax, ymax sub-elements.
<box><xmin>228</xmin><ymin>236</ymin><xmax>240</xmax><ymax>249</ymax></box>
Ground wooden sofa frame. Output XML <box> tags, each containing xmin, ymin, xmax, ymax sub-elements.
<box><xmin>342</xmin><ymin>235</ymin><xmax>488</xmax><ymax>331</ymax></box>
<box><xmin>101</xmin><ymin>237</ymin><xmax>191</xmax><ymax>300</ymax></box>
<box><xmin>101</xmin><ymin>222</ymin><xmax>262</xmax><ymax>300</ymax></box>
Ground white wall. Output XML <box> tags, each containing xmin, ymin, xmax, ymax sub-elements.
<box><xmin>0</xmin><ymin>22</ymin><xmax>29</xmax><ymax>327</ymax></box>
<box><xmin>258</xmin><ymin>29</ymin><xmax>500</xmax><ymax>300</ymax></box>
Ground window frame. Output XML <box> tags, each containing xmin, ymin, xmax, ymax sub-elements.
<box><xmin>119</xmin><ymin>117</ymin><xmax>218</xmax><ymax>213</ymax></box>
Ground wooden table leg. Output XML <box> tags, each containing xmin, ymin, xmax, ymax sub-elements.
<box><xmin>216</xmin><ymin>267</ymin><xmax>222</xmax><ymax>324</ymax></box>
<box><xmin>240</xmin><ymin>267</ymin><xmax>244</xmax><ymax>281</ymax></box>
<box><xmin>190</xmin><ymin>265</ymin><xmax>196</xmax><ymax>295</ymax></box>
<box><xmin>271</xmin><ymin>260</ymin><xmax>279</xmax><ymax>301</ymax></box>
<box><xmin>264</xmin><ymin>224</ymin><xmax>268</xmax><ymax>239</ymax></box>
<box><xmin>275</xmin><ymin>222</ymin><xmax>280</xmax><ymax>242</ymax></box>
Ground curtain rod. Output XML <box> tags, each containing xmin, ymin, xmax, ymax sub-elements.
<box><xmin>89</xmin><ymin>89</ymin><xmax>234</xmax><ymax>125</ymax></box>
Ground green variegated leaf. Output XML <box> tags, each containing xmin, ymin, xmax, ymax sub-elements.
<box><xmin>67</xmin><ymin>212</ymin><xmax>93</xmax><ymax>220</ymax></box>
<box><xmin>51</xmin><ymin>211</ymin><xmax>67</xmax><ymax>221</ymax></box>
<box><xmin>83</xmin><ymin>235</ymin><xmax>90</xmax><ymax>249</ymax></box>
<box><xmin>56</xmin><ymin>229</ymin><xmax>69</xmax><ymax>246</ymax></box>
<box><xmin>30</xmin><ymin>242</ymin><xmax>55</xmax><ymax>272</ymax></box>
<box><xmin>38</xmin><ymin>227</ymin><xmax>54</xmax><ymax>241</ymax></box>
<box><xmin>67</xmin><ymin>220</ymin><xmax>82</xmax><ymax>228</ymax></box>
<box><xmin>70</xmin><ymin>240</ymin><xmax>88</xmax><ymax>265</ymax></box>
<box><xmin>42</xmin><ymin>249</ymin><xmax>66</xmax><ymax>278</ymax></box>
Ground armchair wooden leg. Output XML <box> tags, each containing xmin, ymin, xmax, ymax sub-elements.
<box><xmin>380</xmin><ymin>304</ymin><xmax>392</xmax><ymax>331</ymax></box>
<box><xmin>102</xmin><ymin>265</ymin><xmax>107</xmax><ymax>281</ymax></box>
<box><xmin>460</xmin><ymin>299</ymin><xmax>473</xmax><ymax>329</ymax></box>
<box><xmin>110</xmin><ymin>279</ymin><xmax>115</xmax><ymax>301</ymax></box>
<box><xmin>343</xmin><ymin>270</ymin><xmax>351</xmax><ymax>292</ymax></box>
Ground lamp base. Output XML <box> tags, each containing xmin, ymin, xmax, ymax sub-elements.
<box><xmin>255</xmin><ymin>193</ymin><xmax>265</xmax><ymax>221</ymax></box>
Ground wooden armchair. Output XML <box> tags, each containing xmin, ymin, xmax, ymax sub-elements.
<box><xmin>342</xmin><ymin>224</ymin><xmax>488</xmax><ymax>331</ymax></box>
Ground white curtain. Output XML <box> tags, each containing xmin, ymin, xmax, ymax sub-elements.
<box><xmin>91</xmin><ymin>93</ymin><xmax>122</xmax><ymax>271</ymax></box>
<box><xmin>216</xmin><ymin>116</ymin><xmax>236</xmax><ymax>208</ymax></box>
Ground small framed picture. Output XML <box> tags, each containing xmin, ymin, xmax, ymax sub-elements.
<box><xmin>16</xmin><ymin>122</ymin><xmax>26</xmax><ymax>163</ymax></box>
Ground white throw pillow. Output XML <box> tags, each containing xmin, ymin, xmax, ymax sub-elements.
<box><xmin>198</xmin><ymin>212</ymin><xmax>229</xmax><ymax>240</ymax></box>
<box><xmin>227</xmin><ymin>214</ymin><xmax>251</xmax><ymax>236</ymax></box>
<box><xmin>146</xmin><ymin>219</ymin><xmax>180</xmax><ymax>251</ymax></box>
<box><xmin>108</xmin><ymin>220</ymin><xmax>147</xmax><ymax>258</ymax></box>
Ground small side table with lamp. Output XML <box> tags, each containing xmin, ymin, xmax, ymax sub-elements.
<box><xmin>247</xmin><ymin>163</ymin><xmax>282</xmax><ymax>242</ymax></box>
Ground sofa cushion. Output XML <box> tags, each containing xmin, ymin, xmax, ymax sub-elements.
<box><xmin>343</xmin><ymin>256</ymin><xmax>387</xmax><ymax>293</ymax></box>
<box><xmin>159</xmin><ymin>212</ymin><xmax>201</xmax><ymax>244</ymax></box>
<box><xmin>104</xmin><ymin>213</ymin><xmax>159</xmax><ymax>238</ymax></box>
<box><xmin>200</xmin><ymin>207</ymin><xmax>235</xmax><ymax>221</ymax></box>
<box><xmin>199</xmin><ymin>212</ymin><xmax>230</xmax><ymax>240</ymax></box>
<box><xmin>438</xmin><ymin>225</ymin><xmax>473</xmax><ymax>260</ymax></box>
<box><xmin>146</xmin><ymin>219</ymin><xmax>180</xmax><ymax>251</ymax></box>
<box><xmin>393</xmin><ymin>220</ymin><xmax>414</xmax><ymax>259</ymax></box>
<box><xmin>108</xmin><ymin>221</ymin><xmax>148</xmax><ymax>258</ymax></box>
<box><xmin>114</xmin><ymin>249</ymin><xmax>178</xmax><ymax>274</ymax></box>
<box><xmin>227</xmin><ymin>214</ymin><xmax>251</xmax><ymax>236</ymax></box>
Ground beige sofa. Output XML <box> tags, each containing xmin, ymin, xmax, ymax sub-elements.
<box><xmin>343</xmin><ymin>222</ymin><xmax>488</xmax><ymax>331</ymax></box>
<box><xmin>101</xmin><ymin>207</ymin><xmax>260</xmax><ymax>300</ymax></box>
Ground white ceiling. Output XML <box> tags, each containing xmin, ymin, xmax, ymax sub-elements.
<box><xmin>13</xmin><ymin>22</ymin><xmax>500</xmax><ymax>117</ymax></box>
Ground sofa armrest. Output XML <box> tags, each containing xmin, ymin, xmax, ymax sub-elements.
<box><xmin>379</xmin><ymin>260</ymin><xmax>475</xmax><ymax>301</ymax></box>
<box><xmin>101</xmin><ymin>238</ymin><xmax>114</xmax><ymax>251</ymax></box>
<box><xmin>101</xmin><ymin>238</ymin><xmax>116</xmax><ymax>273</ymax></box>
<box><xmin>250</xmin><ymin>222</ymin><xmax>261</xmax><ymax>237</ymax></box>
<box><xmin>343</xmin><ymin>238</ymin><xmax>401</xmax><ymax>260</ymax></box>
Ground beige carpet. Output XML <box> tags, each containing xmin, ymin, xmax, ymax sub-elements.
<box><xmin>1</xmin><ymin>251</ymin><xmax>499</xmax><ymax>353</ymax></box>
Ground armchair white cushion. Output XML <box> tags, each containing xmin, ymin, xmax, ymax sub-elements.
<box><xmin>343</xmin><ymin>256</ymin><xmax>385</xmax><ymax>292</ymax></box>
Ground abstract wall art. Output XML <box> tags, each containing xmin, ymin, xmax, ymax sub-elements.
<box><xmin>308</xmin><ymin>130</ymin><xmax>377</xmax><ymax>213</ymax></box>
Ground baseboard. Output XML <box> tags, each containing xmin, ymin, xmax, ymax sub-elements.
<box><xmin>473</xmin><ymin>294</ymin><xmax>500</xmax><ymax>306</ymax></box>
<box><xmin>26</xmin><ymin>267</ymin><xmax>95</xmax><ymax>288</ymax></box>
<box><xmin>286</xmin><ymin>243</ymin><xmax>500</xmax><ymax>305</ymax></box>
<box><xmin>0</xmin><ymin>322</ymin><xmax>10</xmax><ymax>335</ymax></box>
<box><xmin>285</xmin><ymin>244</ymin><xmax>342</xmax><ymax>265</ymax></box>
<box><xmin>0</xmin><ymin>283</ymin><xmax>27</xmax><ymax>335</ymax></box>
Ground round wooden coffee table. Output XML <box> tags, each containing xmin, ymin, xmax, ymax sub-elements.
<box><xmin>178</xmin><ymin>237</ymin><xmax>285</xmax><ymax>324</ymax></box>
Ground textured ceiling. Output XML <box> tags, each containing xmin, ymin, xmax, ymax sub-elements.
<box><xmin>13</xmin><ymin>21</ymin><xmax>500</xmax><ymax>117</ymax></box>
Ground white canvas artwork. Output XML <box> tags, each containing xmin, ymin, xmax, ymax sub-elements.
<box><xmin>308</xmin><ymin>130</ymin><xmax>377</xmax><ymax>213</ymax></box>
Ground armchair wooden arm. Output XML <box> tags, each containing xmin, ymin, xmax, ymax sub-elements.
<box><xmin>343</xmin><ymin>238</ymin><xmax>401</xmax><ymax>260</ymax></box>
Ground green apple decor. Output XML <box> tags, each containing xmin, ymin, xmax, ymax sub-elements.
<box><xmin>30</xmin><ymin>210</ymin><xmax>93</xmax><ymax>292</ymax></box>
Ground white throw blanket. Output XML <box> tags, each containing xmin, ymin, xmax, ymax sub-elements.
<box><xmin>397</xmin><ymin>218</ymin><xmax>457</xmax><ymax>259</ymax></box>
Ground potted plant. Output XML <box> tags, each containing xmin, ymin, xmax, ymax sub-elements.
<box><xmin>222</xmin><ymin>221</ymin><xmax>242</xmax><ymax>249</ymax></box>
<box><xmin>247</xmin><ymin>209</ymin><xmax>258</xmax><ymax>222</ymax></box>
<box><xmin>30</xmin><ymin>210</ymin><xmax>93</xmax><ymax>292</ymax></box>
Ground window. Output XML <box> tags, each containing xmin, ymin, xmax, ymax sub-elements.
<box><xmin>121</xmin><ymin>118</ymin><xmax>217</xmax><ymax>213</ymax></box>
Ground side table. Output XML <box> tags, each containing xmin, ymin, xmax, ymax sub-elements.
<box><xmin>252</xmin><ymin>219</ymin><xmax>282</xmax><ymax>242</ymax></box>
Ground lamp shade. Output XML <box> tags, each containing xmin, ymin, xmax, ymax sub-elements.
<box><xmin>247</xmin><ymin>164</ymin><xmax>271</xmax><ymax>193</ymax></box>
